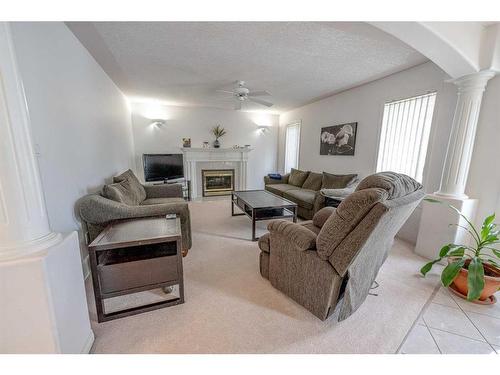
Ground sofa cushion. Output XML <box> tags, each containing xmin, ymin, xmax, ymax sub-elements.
<box><xmin>141</xmin><ymin>197</ymin><xmax>186</xmax><ymax>205</ymax></box>
<box><xmin>288</xmin><ymin>168</ymin><xmax>310</xmax><ymax>187</ymax></box>
<box><xmin>321</xmin><ymin>172</ymin><xmax>358</xmax><ymax>189</ymax></box>
<box><xmin>102</xmin><ymin>180</ymin><xmax>139</xmax><ymax>205</ymax></box>
<box><xmin>316</xmin><ymin>187</ymin><xmax>388</xmax><ymax>260</ymax></box>
<box><xmin>302</xmin><ymin>172</ymin><xmax>323</xmax><ymax>191</ymax></box>
<box><xmin>265</xmin><ymin>184</ymin><xmax>299</xmax><ymax>197</ymax></box>
<box><xmin>113</xmin><ymin>169</ymin><xmax>147</xmax><ymax>202</ymax></box>
<box><xmin>283</xmin><ymin>189</ymin><xmax>316</xmax><ymax>210</ymax></box>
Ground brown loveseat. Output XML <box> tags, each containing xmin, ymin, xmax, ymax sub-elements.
<box><xmin>77</xmin><ymin>169</ymin><xmax>192</xmax><ymax>255</ymax></box>
<box><xmin>258</xmin><ymin>172</ymin><xmax>424</xmax><ymax>321</ymax></box>
<box><xmin>264</xmin><ymin>168</ymin><xmax>357</xmax><ymax>219</ymax></box>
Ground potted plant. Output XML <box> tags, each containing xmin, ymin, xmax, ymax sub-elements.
<box><xmin>420</xmin><ymin>199</ymin><xmax>500</xmax><ymax>303</ymax></box>
<box><xmin>212</xmin><ymin>125</ymin><xmax>226</xmax><ymax>148</ymax></box>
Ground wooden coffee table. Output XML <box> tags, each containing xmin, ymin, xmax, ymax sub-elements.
<box><xmin>231</xmin><ymin>190</ymin><xmax>298</xmax><ymax>241</ymax></box>
<box><xmin>88</xmin><ymin>217</ymin><xmax>184</xmax><ymax>322</ymax></box>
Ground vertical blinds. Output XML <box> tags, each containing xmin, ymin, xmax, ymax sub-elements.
<box><xmin>284</xmin><ymin>123</ymin><xmax>300</xmax><ymax>174</ymax></box>
<box><xmin>376</xmin><ymin>92</ymin><xmax>437</xmax><ymax>183</ymax></box>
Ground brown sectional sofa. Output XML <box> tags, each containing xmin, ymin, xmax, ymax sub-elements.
<box><xmin>264</xmin><ymin>168</ymin><xmax>357</xmax><ymax>219</ymax></box>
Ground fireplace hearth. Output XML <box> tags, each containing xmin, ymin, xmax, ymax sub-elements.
<box><xmin>202</xmin><ymin>169</ymin><xmax>235</xmax><ymax>197</ymax></box>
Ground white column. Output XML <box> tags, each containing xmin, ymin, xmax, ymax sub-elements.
<box><xmin>435</xmin><ymin>70</ymin><xmax>496</xmax><ymax>198</ymax></box>
<box><xmin>0</xmin><ymin>23</ymin><xmax>61</xmax><ymax>259</ymax></box>
<box><xmin>241</xmin><ymin>160</ymin><xmax>248</xmax><ymax>190</ymax></box>
<box><xmin>0</xmin><ymin>22</ymin><xmax>93</xmax><ymax>353</ymax></box>
<box><xmin>190</xmin><ymin>160</ymin><xmax>198</xmax><ymax>199</ymax></box>
<box><xmin>415</xmin><ymin>70</ymin><xmax>496</xmax><ymax>260</ymax></box>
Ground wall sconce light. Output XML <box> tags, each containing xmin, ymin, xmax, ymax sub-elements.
<box><xmin>151</xmin><ymin>119</ymin><xmax>166</xmax><ymax>128</ymax></box>
<box><xmin>258</xmin><ymin>126</ymin><xmax>270</xmax><ymax>134</ymax></box>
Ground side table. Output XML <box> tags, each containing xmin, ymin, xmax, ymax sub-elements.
<box><xmin>88</xmin><ymin>217</ymin><xmax>184</xmax><ymax>322</ymax></box>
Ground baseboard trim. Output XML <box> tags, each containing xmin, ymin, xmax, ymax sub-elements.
<box><xmin>81</xmin><ymin>329</ymin><xmax>95</xmax><ymax>354</ymax></box>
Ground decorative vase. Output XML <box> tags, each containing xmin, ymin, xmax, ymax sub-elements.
<box><xmin>214</xmin><ymin>139</ymin><xmax>220</xmax><ymax>148</ymax></box>
<box><xmin>448</xmin><ymin>258</ymin><xmax>500</xmax><ymax>303</ymax></box>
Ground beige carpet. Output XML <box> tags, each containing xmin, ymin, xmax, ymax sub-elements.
<box><xmin>88</xmin><ymin>199</ymin><xmax>440</xmax><ymax>353</ymax></box>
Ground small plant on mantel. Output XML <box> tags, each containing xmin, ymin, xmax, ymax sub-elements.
<box><xmin>212</xmin><ymin>125</ymin><xmax>227</xmax><ymax>148</ymax></box>
<box><xmin>420</xmin><ymin>198</ymin><xmax>500</xmax><ymax>303</ymax></box>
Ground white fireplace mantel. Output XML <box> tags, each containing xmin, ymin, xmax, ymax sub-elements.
<box><xmin>181</xmin><ymin>147</ymin><xmax>252</xmax><ymax>199</ymax></box>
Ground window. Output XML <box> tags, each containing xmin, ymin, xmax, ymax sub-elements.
<box><xmin>284</xmin><ymin>122</ymin><xmax>301</xmax><ymax>174</ymax></box>
<box><xmin>376</xmin><ymin>92</ymin><xmax>437</xmax><ymax>183</ymax></box>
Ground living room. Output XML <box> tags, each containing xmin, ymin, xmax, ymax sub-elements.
<box><xmin>2</xmin><ymin>1</ymin><xmax>500</xmax><ymax>371</ymax></box>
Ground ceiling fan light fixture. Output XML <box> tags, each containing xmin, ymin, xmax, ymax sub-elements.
<box><xmin>217</xmin><ymin>80</ymin><xmax>274</xmax><ymax>110</ymax></box>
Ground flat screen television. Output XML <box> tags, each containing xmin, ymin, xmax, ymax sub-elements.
<box><xmin>143</xmin><ymin>154</ymin><xmax>184</xmax><ymax>182</ymax></box>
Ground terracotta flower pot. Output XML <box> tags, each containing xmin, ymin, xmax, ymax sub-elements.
<box><xmin>449</xmin><ymin>259</ymin><xmax>500</xmax><ymax>301</ymax></box>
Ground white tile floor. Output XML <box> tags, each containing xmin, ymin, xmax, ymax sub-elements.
<box><xmin>399</xmin><ymin>287</ymin><xmax>499</xmax><ymax>354</ymax></box>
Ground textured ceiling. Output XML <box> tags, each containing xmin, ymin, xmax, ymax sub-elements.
<box><xmin>68</xmin><ymin>22</ymin><xmax>428</xmax><ymax>113</ymax></box>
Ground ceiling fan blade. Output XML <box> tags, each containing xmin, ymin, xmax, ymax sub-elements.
<box><xmin>234</xmin><ymin>101</ymin><xmax>242</xmax><ymax>110</ymax></box>
<box><xmin>248</xmin><ymin>90</ymin><xmax>271</xmax><ymax>97</ymax></box>
<box><xmin>216</xmin><ymin>90</ymin><xmax>235</xmax><ymax>95</ymax></box>
<box><xmin>249</xmin><ymin>97</ymin><xmax>274</xmax><ymax>107</ymax></box>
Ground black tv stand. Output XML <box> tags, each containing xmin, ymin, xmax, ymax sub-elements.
<box><xmin>164</xmin><ymin>179</ymin><xmax>181</xmax><ymax>184</ymax></box>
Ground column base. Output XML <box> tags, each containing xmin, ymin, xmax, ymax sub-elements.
<box><xmin>415</xmin><ymin>194</ymin><xmax>478</xmax><ymax>260</ymax></box>
<box><xmin>0</xmin><ymin>231</ymin><xmax>94</xmax><ymax>353</ymax></box>
<box><xmin>0</xmin><ymin>232</ymin><xmax>63</xmax><ymax>261</ymax></box>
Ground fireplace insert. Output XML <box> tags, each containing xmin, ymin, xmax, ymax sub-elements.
<box><xmin>202</xmin><ymin>169</ymin><xmax>235</xmax><ymax>197</ymax></box>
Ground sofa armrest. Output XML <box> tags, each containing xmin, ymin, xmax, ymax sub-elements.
<box><xmin>79</xmin><ymin>194</ymin><xmax>186</xmax><ymax>223</ymax></box>
<box><xmin>313</xmin><ymin>190</ymin><xmax>326</xmax><ymax>214</ymax></box>
<box><xmin>264</xmin><ymin>173</ymin><xmax>289</xmax><ymax>185</ymax></box>
<box><xmin>77</xmin><ymin>194</ymin><xmax>192</xmax><ymax>249</ymax></box>
<box><xmin>144</xmin><ymin>183</ymin><xmax>183</xmax><ymax>198</ymax></box>
<box><xmin>268</xmin><ymin>219</ymin><xmax>317</xmax><ymax>251</ymax></box>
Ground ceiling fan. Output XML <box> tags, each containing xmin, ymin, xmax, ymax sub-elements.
<box><xmin>217</xmin><ymin>81</ymin><xmax>273</xmax><ymax>110</ymax></box>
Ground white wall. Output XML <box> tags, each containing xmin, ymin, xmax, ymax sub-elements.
<box><xmin>130</xmin><ymin>103</ymin><xmax>279</xmax><ymax>190</ymax></box>
<box><xmin>467</xmin><ymin>74</ymin><xmax>500</xmax><ymax>224</ymax></box>
<box><xmin>10</xmin><ymin>22</ymin><xmax>135</xmax><ymax>235</ymax></box>
<box><xmin>279</xmin><ymin>62</ymin><xmax>458</xmax><ymax>243</ymax></box>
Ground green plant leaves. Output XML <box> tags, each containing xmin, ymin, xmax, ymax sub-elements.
<box><xmin>481</xmin><ymin>213</ymin><xmax>498</xmax><ymax>244</ymax></box>
<box><xmin>439</xmin><ymin>244</ymin><xmax>452</xmax><ymax>257</ymax></box>
<box><xmin>467</xmin><ymin>258</ymin><xmax>485</xmax><ymax>301</ymax></box>
<box><xmin>441</xmin><ymin>258</ymin><xmax>465</xmax><ymax>287</ymax></box>
<box><xmin>420</xmin><ymin>259</ymin><xmax>440</xmax><ymax>276</ymax></box>
<box><xmin>212</xmin><ymin>125</ymin><xmax>227</xmax><ymax>139</ymax></box>
<box><xmin>483</xmin><ymin>213</ymin><xmax>495</xmax><ymax>229</ymax></box>
<box><xmin>485</xmin><ymin>233</ymin><xmax>499</xmax><ymax>244</ymax></box>
<box><xmin>420</xmin><ymin>245</ymin><xmax>467</xmax><ymax>277</ymax></box>
<box><xmin>492</xmin><ymin>248</ymin><xmax>500</xmax><ymax>259</ymax></box>
<box><xmin>448</xmin><ymin>247</ymin><xmax>466</xmax><ymax>257</ymax></box>
<box><xmin>421</xmin><ymin>201</ymin><xmax>499</xmax><ymax>298</ymax></box>
<box><xmin>424</xmin><ymin>198</ymin><xmax>441</xmax><ymax>203</ymax></box>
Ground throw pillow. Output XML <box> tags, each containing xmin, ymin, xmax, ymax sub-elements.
<box><xmin>288</xmin><ymin>168</ymin><xmax>310</xmax><ymax>187</ymax></box>
<box><xmin>301</xmin><ymin>171</ymin><xmax>323</xmax><ymax>191</ymax></box>
<box><xmin>113</xmin><ymin>169</ymin><xmax>147</xmax><ymax>202</ymax></box>
<box><xmin>102</xmin><ymin>180</ymin><xmax>138</xmax><ymax>205</ymax></box>
<box><xmin>321</xmin><ymin>172</ymin><xmax>358</xmax><ymax>189</ymax></box>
